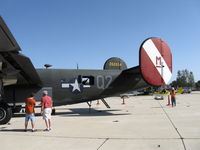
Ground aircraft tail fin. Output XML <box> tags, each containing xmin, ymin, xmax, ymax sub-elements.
<box><xmin>99</xmin><ymin>37</ymin><xmax>173</xmax><ymax>97</ymax></box>
<box><xmin>140</xmin><ymin>37</ymin><xmax>172</xmax><ymax>86</ymax></box>
<box><xmin>103</xmin><ymin>57</ymin><xmax>127</xmax><ymax>70</ymax></box>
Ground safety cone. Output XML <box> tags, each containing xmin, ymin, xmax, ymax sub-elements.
<box><xmin>96</xmin><ymin>100</ymin><xmax>100</xmax><ymax>105</ymax></box>
<box><xmin>122</xmin><ymin>97</ymin><xmax>125</xmax><ymax>105</ymax></box>
<box><xmin>167</xmin><ymin>95</ymin><xmax>171</xmax><ymax>106</ymax></box>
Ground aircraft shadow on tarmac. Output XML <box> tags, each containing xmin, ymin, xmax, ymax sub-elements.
<box><xmin>0</xmin><ymin>128</ymin><xmax>26</xmax><ymax>132</ymax></box>
<box><xmin>58</xmin><ymin>108</ymin><xmax>131</xmax><ymax>117</ymax></box>
<box><xmin>0</xmin><ymin>109</ymin><xmax>130</xmax><ymax>132</ymax></box>
<box><xmin>12</xmin><ymin>108</ymin><xmax>131</xmax><ymax>118</ymax></box>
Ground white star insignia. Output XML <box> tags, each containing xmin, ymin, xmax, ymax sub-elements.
<box><xmin>70</xmin><ymin>79</ymin><xmax>80</xmax><ymax>92</ymax></box>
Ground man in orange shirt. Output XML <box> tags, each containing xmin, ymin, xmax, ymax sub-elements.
<box><xmin>25</xmin><ymin>93</ymin><xmax>36</xmax><ymax>132</ymax></box>
<box><xmin>170</xmin><ymin>87</ymin><xmax>176</xmax><ymax>107</ymax></box>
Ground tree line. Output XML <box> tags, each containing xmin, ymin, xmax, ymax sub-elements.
<box><xmin>170</xmin><ymin>69</ymin><xmax>200</xmax><ymax>90</ymax></box>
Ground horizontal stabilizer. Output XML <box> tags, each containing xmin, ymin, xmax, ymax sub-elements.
<box><xmin>100</xmin><ymin>66</ymin><xmax>147</xmax><ymax>97</ymax></box>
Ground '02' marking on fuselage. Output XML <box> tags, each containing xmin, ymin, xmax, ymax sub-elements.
<box><xmin>96</xmin><ymin>75</ymin><xmax>112</xmax><ymax>89</ymax></box>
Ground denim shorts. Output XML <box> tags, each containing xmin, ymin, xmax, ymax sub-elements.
<box><xmin>171</xmin><ymin>97</ymin><xmax>176</xmax><ymax>101</ymax></box>
<box><xmin>25</xmin><ymin>114</ymin><xmax>35</xmax><ymax>122</ymax></box>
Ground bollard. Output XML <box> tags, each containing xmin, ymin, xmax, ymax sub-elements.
<box><xmin>167</xmin><ymin>95</ymin><xmax>171</xmax><ymax>106</ymax></box>
<box><xmin>122</xmin><ymin>97</ymin><xmax>125</xmax><ymax>105</ymax></box>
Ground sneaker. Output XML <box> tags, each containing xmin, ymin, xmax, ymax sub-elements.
<box><xmin>32</xmin><ymin>129</ymin><xmax>36</xmax><ymax>132</ymax></box>
<box><xmin>44</xmin><ymin>128</ymin><xmax>49</xmax><ymax>131</ymax></box>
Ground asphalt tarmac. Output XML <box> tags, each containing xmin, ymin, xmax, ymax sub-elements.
<box><xmin>0</xmin><ymin>92</ymin><xmax>200</xmax><ymax>150</ymax></box>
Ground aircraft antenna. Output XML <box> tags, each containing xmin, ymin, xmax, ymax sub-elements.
<box><xmin>77</xmin><ymin>63</ymin><xmax>79</xmax><ymax>70</ymax></box>
<box><xmin>44</xmin><ymin>64</ymin><xmax>52</xmax><ymax>69</ymax></box>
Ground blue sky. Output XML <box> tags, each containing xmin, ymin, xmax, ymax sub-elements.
<box><xmin>1</xmin><ymin>0</ymin><xmax>200</xmax><ymax>82</ymax></box>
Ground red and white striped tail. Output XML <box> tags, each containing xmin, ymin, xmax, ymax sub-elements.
<box><xmin>140</xmin><ymin>37</ymin><xmax>172</xmax><ymax>86</ymax></box>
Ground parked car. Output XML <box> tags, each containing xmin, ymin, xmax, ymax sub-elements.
<box><xmin>182</xmin><ymin>88</ymin><xmax>192</xmax><ymax>94</ymax></box>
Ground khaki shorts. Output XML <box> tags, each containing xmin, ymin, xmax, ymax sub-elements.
<box><xmin>43</xmin><ymin>108</ymin><xmax>52</xmax><ymax>120</ymax></box>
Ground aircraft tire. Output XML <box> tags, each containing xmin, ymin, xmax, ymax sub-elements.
<box><xmin>0</xmin><ymin>104</ymin><xmax>12</xmax><ymax>125</ymax></box>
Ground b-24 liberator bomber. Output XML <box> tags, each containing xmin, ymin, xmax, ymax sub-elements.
<box><xmin>0</xmin><ymin>16</ymin><xmax>172</xmax><ymax>124</ymax></box>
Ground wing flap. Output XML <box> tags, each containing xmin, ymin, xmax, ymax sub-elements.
<box><xmin>8</xmin><ymin>53</ymin><xmax>42</xmax><ymax>85</ymax></box>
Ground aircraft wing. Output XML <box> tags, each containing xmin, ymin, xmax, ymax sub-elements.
<box><xmin>0</xmin><ymin>17</ymin><xmax>21</xmax><ymax>52</ymax></box>
<box><xmin>0</xmin><ymin>16</ymin><xmax>41</xmax><ymax>86</ymax></box>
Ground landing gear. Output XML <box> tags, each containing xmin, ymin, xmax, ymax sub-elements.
<box><xmin>0</xmin><ymin>104</ymin><xmax>12</xmax><ymax>125</ymax></box>
<box><xmin>86</xmin><ymin>99</ymin><xmax>111</xmax><ymax>113</ymax></box>
<box><xmin>86</xmin><ymin>101</ymin><xmax>92</xmax><ymax>113</ymax></box>
<box><xmin>12</xmin><ymin>105</ymin><xmax>22</xmax><ymax>113</ymax></box>
<box><xmin>100</xmin><ymin>98</ymin><xmax>110</xmax><ymax>108</ymax></box>
<box><xmin>0</xmin><ymin>78</ymin><xmax>12</xmax><ymax>125</ymax></box>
